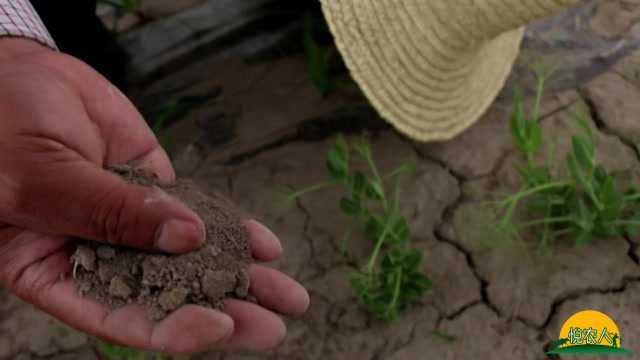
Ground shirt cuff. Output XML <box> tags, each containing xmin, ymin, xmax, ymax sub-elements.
<box><xmin>0</xmin><ymin>0</ymin><xmax>57</xmax><ymax>50</ymax></box>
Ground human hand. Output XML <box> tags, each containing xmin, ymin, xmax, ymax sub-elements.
<box><xmin>0</xmin><ymin>38</ymin><xmax>309</xmax><ymax>355</ymax></box>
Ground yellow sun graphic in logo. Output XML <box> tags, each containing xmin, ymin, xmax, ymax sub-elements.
<box><xmin>547</xmin><ymin>310</ymin><xmax>632</xmax><ymax>356</ymax></box>
<box><xmin>560</xmin><ymin>310</ymin><xmax>620</xmax><ymax>347</ymax></box>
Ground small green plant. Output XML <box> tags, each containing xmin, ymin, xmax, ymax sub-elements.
<box><xmin>285</xmin><ymin>136</ymin><xmax>432</xmax><ymax>321</ymax></box>
<box><xmin>302</xmin><ymin>14</ymin><xmax>334</xmax><ymax>97</ymax></box>
<box><xmin>95</xmin><ymin>341</ymin><xmax>173</xmax><ymax>360</ymax></box>
<box><xmin>491</xmin><ymin>69</ymin><xmax>640</xmax><ymax>253</ymax></box>
<box><xmin>150</xmin><ymin>95</ymin><xmax>205</xmax><ymax>152</ymax></box>
<box><xmin>151</xmin><ymin>102</ymin><xmax>178</xmax><ymax>152</ymax></box>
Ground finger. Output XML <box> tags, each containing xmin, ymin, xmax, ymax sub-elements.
<box><xmin>220</xmin><ymin>299</ymin><xmax>286</xmax><ymax>351</ymax></box>
<box><xmin>245</xmin><ymin>220</ymin><xmax>282</xmax><ymax>261</ymax></box>
<box><xmin>21</xmin><ymin>278</ymin><xmax>233</xmax><ymax>355</ymax></box>
<box><xmin>85</xmin><ymin>80</ymin><xmax>176</xmax><ymax>185</ymax></box>
<box><xmin>248</xmin><ymin>265</ymin><xmax>309</xmax><ymax>316</ymax></box>
<box><xmin>51</xmin><ymin>56</ymin><xmax>175</xmax><ymax>185</ymax></box>
<box><xmin>150</xmin><ymin>305</ymin><xmax>233</xmax><ymax>355</ymax></box>
<box><xmin>10</xmin><ymin>160</ymin><xmax>204</xmax><ymax>253</ymax></box>
<box><xmin>1</xmin><ymin>231</ymin><xmax>233</xmax><ymax>355</ymax></box>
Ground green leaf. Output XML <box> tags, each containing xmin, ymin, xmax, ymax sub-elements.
<box><xmin>365</xmin><ymin>216</ymin><xmax>385</xmax><ymax>240</ymax></box>
<box><xmin>303</xmin><ymin>14</ymin><xmax>332</xmax><ymax>95</ymax></box>
<box><xmin>390</xmin><ymin>216</ymin><xmax>410</xmax><ymax>244</ymax></box>
<box><xmin>340</xmin><ymin>197</ymin><xmax>360</xmax><ymax>215</ymax></box>
<box><xmin>574</xmin><ymin>229</ymin><xmax>593</xmax><ymax>245</ymax></box>
<box><xmin>433</xmin><ymin>331</ymin><xmax>458</xmax><ymax>343</ymax></box>
<box><xmin>573</xmin><ymin>198</ymin><xmax>595</xmax><ymax>235</ymax></box>
<box><xmin>567</xmin><ymin>152</ymin><xmax>591</xmax><ymax>193</ymax></box>
<box><xmin>365</xmin><ymin>180</ymin><xmax>384</xmax><ymax>200</ymax></box>
<box><xmin>527</xmin><ymin>120</ymin><xmax>543</xmax><ymax>155</ymax></box>
<box><xmin>510</xmin><ymin>91</ymin><xmax>528</xmax><ymax>154</ymax></box>
<box><xmin>352</xmin><ymin>171</ymin><xmax>367</xmax><ymax>195</ymax></box>
<box><xmin>381</xmin><ymin>249</ymin><xmax>401</xmax><ymax>270</ymax></box>
<box><xmin>572</xmin><ymin>136</ymin><xmax>595</xmax><ymax>172</ymax></box>
<box><xmin>518</xmin><ymin>165</ymin><xmax>551</xmax><ymax>188</ymax></box>
<box><xmin>327</xmin><ymin>140</ymin><xmax>349</xmax><ymax>181</ymax></box>
<box><xmin>624</xmin><ymin>213</ymin><xmax>640</xmax><ymax>236</ymax></box>
<box><xmin>404</xmin><ymin>271</ymin><xmax>432</xmax><ymax>295</ymax></box>
<box><xmin>402</xmin><ymin>250</ymin><xmax>422</xmax><ymax>270</ymax></box>
<box><xmin>597</xmin><ymin>177</ymin><xmax>623</xmax><ymax>219</ymax></box>
<box><xmin>574</xmin><ymin>113</ymin><xmax>593</xmax><ymax>141</ymax></box>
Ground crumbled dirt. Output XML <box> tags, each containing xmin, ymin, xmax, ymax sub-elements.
<box><xmin>70</xmin><ymin>165</ymin><xmax>251</xmax><ymax>321</ymax></box>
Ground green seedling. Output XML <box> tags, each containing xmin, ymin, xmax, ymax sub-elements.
<box><xmin>303</xmin><ymin>13</ymin><xmax>334</xmax><ymax>97</ymax></box>
<box><xmin>95</xmin><ymin>341</ymin><xmax>175</xmax><ymax>360</ymax></box>
<box><xmin>285</xmin><ymin>136</ymin><xmax>431</xmax><ymax>321</ymax></box>
<box><xmin>151</xmin><ymin>102</ymin><xmax>179</xmax><ymax>152</ymax></box>
<box><xmin>301</xmin><ymin>13</ymin><xmax>363</xmax><ymax>98</ymax></box>
<box><xmin>492</xmin><ymin>70</ymin><xmax>640</xmax><ymax>253</ymax></box>
<box><xmin>150</xmin><ymin>96</ymin><xmax>202</xmax><ymax>152</ymax></box>
<box><xmin>432</xmin><ymin>330</ymin><xmax>458</xmax><ymax>343</ymax></box>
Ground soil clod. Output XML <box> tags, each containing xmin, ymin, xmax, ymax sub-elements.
<box><xmin>71</xmin><ymin>166</ymin><xmax>251</xmax><ymax>321</ymax></box>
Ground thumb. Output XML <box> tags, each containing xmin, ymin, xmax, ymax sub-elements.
<box><xmin>9</xmin><ymin>159</ymin><xmax>205</xmax><ymax>254</ymax></box>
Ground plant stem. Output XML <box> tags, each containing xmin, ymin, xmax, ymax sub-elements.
<box><xmin>365</xmin><ymin>219</ymin><xmax>393</xmax><ymax>275</ymax></box>
<box><xmin>387</xmin><ymin>267</ymin><xmax>403</xmax><ymax>318</ymax></box>
<box><xmin>540</xmin><ymin>203</ymin><xmax>553</xmax><ymax>250</ymax></box>
<box><xmin>501</xmin><ymin>181</ymin><xmax>570</xmax><ymax>206</ymax></box>
<box><xmin>608</xmin><ymin>220</ymin><xmax>640</xmax><ymax>227</ymax></box>
<box><xmin>383</xmin><ymin>163</ymin><xmax>413</xmax><ymax>182</ymax></box>
<box><xmin>516</xmin><ymin>216</ymin><xmax>574</xmax><ymax>229</ymax></box>
<box><xmin>288</xmin><ymin>181</ymin><xmax>335</xmax><ymax>200</ymax></box>
<box><xmin>362</xmin><ymin>146</ymin><xmax>389</xmax><ymax>210</ymax></box>
<box><xmin>624</xmin><ymin>193</ymin><xmax>640</xmax><ymax>202</ymax></box>
<box><xmin>527</xmin><ymin>153</ymin><xmax>535</xmax><ymax>168</ymax></box>
<box><xmin>499</xmin><ymin>181</ymin><xmax>570</xmax><ymax>225</ymax></box>
<box><xmin>532</xmin><ymin>74</ymin><xmax>546</xmax><ymax>121</ymax></box>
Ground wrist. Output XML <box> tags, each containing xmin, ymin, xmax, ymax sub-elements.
<box><xmin>0</xmin><ymin>37</ymin><xmax>52</xmax><ymax>62</ymax></box>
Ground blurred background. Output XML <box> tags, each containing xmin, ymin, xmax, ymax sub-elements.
<box><xmin>3</xmin><ymin>1</ymin><xmax>640</xmax><ymax>359</ymax></box>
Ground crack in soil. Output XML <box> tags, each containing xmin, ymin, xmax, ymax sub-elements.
<box><xmin>539</xmin><ymin>97</ymin><xmax>581</xmax><ymax>124</ymax></box>
<box><xmin>294</xmin><ymin>198</ymin><xmax>322</xmax><ymax>281</ymax></box>
<box><xmin>409</xmin><ymin>143</ymin><xmax>504</xmax><ymax>322</ymax></box>
<box><xmin>536</xmin><ymin>277</ymin><xmax>640</xmax><ymax>358</ymax></box>
<box><xmin>580</xmin><ymin>88</ymin><xmax>640</xmax><ymax>159</ymax></box>
<box><xmin>383</xmin><ymin>318</ymin><xmax>422</xmax><ymax>358</ymax></box>
<box><xmin>624</xmin><ymin>236</ymin><xmax>640</xmax><ymax>264</ymax></box>
<box><xmin>433</xmin><ymin>228</ymin><xmax>501</xmax><ymax>316</ymax></box>
<box><xmin>405</xmin><ymin>140</ymin><xmax>467</xmax><ymax>181</ymax></box>
<box><xmin>578</xmin><ymin>88</ymin><xmax>640</xmax><ymax>265</ymax></box>
<box><xmin>541</xmin><ymin>276</ymin><xmax>640</xmax><ymax>331</ymax></box>
<box><xmin>369</xmin><ymin>339</ymin><xmax>391</xmax><ymax>360</ymax></box>
<box><xmin>439</xmin><ymin>300</ymin><xmax>484</xmax><ymax>325</ymax></box>
<box><xmin>612</xmin><ymin>68</ymin><xmax>640</xmax><ymax>90</ymax></box>
<box><xmin>224</xmin><ymin>105</ymin><xmax>390</xmax><ymax>166</ymax></box>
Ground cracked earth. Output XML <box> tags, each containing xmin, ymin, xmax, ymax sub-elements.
<box><xmin>2</xmin><ymin>1</ymin><xmax>640</xmax><ymax>359</ymax></box>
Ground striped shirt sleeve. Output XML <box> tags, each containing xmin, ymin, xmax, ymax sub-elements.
<box><xmin>0</xmin><ymin>0</ymin><xmax>57</xmax><ymax>50</ymax></box>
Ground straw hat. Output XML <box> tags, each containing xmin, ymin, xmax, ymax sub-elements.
<box><xmin>320</xmin><ymin>0</ymin><xmax>580</xmax><ymax>141</ymax></box>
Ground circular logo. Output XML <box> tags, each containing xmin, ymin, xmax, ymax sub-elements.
<box><xmin>547</xmin><ymin>310</ymin><xmax>632</xmax><ymax>356</ymax></box>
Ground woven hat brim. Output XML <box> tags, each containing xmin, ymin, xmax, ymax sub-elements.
<box><xmin>320</xmin><ymin>0</ymin><xmax>556</xmax><ymax>141</ymax></box>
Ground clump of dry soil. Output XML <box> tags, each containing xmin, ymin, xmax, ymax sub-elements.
<box><xmin>71</xmin><ymin>165</ymin><xmax>251</xmax><ymax>321</ymax></box>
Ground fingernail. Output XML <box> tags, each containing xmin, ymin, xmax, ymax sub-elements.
<box><xmin>155</xmin><ymin>219</ymin><xmax>205</xmax><ymax>253</ymax></box>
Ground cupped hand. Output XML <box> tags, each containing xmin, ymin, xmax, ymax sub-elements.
<box><xmin>0</xmin><ymin>38</ymin><xmax>309</xmax><ymax>355</ymax></box>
